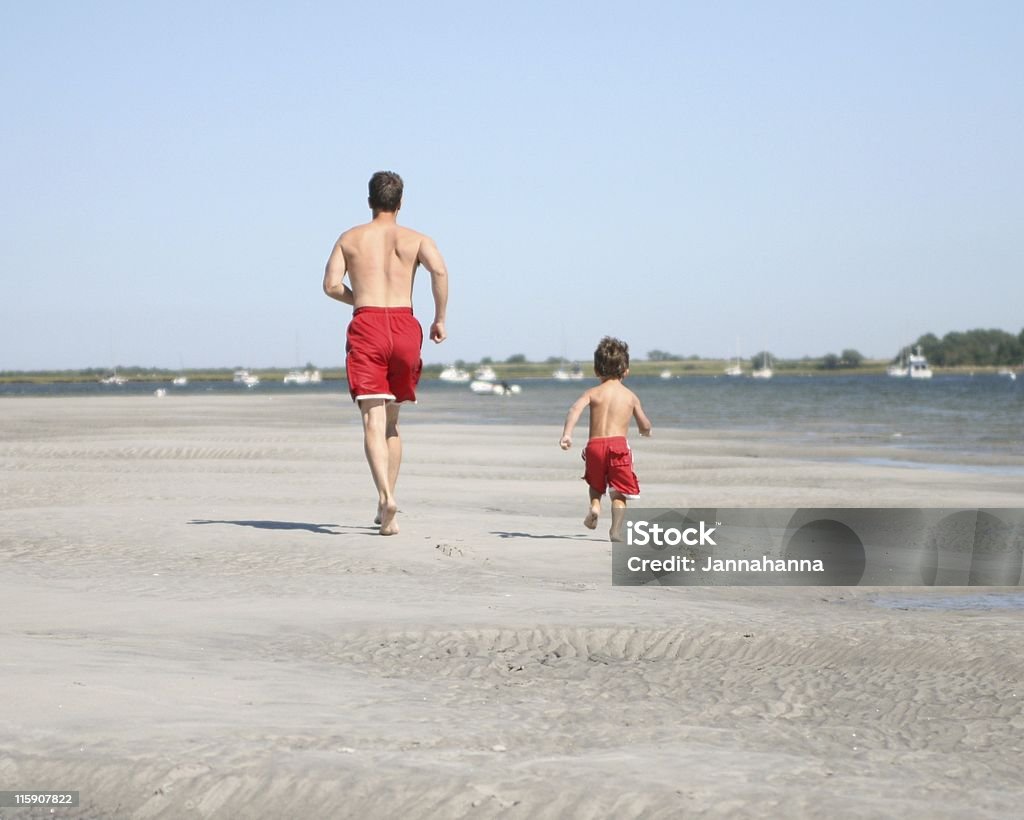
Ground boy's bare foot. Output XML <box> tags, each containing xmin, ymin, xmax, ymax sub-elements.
<box><xmin>609</xmin><ymin>527</ymin><xmax>625</xmax><ymax>543</ymax></box>
<box><xmin>379</xmin><ymin>500</ymin><xmax>399</xmax><ymax>535</ymax></box>
<box><xmin>584</xmin><ymin>510</ymin><xmax>599</xmax><ymax>529</ymax></box>
<box><xmin>374</xmin><ymin>503</ymin><xmax>383</xmax><ymax>526</ymax></box>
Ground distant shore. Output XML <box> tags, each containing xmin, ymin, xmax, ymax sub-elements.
<box><xmin>1</xmin><ymin>361</ymin><xmax>1018</xmax><ymax>385</ymax></box>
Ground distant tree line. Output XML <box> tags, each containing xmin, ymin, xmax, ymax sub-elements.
<box><xmin>820</xmin><ymin>349</ymin><xmax>864</xmax><ymax>370</ymax></box>
<box><xmin>911</xmin><ymin>328</ymin><xmax>1024</xmax><ymax>367</ymax></box>
<box><xmin>436</xmin><ymin>327</ymin><xmax>1024</xmax><ymax>372</ymax></box>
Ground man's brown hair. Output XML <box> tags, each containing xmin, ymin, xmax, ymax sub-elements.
<box><xmin>594</xmin><ymin>336</ymin><xmax>630</xmax><ymax>379</ymax></box>
<box><xmin>368</xmin><ymin>171</ymin><xmax>403</xmax><ymax>212</ymax></box>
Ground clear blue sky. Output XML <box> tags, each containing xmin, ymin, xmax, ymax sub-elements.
<box><xmin>2</xmin><ymin>1</ymin><xmax>1022</xmax><ymax>370</ymax></box>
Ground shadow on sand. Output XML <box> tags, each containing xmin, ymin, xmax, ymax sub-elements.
<box><xmin>188</xmin><ymin>519</ymin><xmax>366</xmax><ymax>535</ymax></box>
<box><xmin>490</xmin><ymin>530</ymin><xmax>605</xmax><ymax>542</ymax></box>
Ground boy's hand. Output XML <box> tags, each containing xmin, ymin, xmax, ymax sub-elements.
<box><xmin>640</xmin><ymin>426</ymin><xmax>652</xmax><ymax>437</ymax></box>
<box><xmin>559</xmin><ymin>435</ymin><xmax>572</xmax><ymax>450</ymax></box>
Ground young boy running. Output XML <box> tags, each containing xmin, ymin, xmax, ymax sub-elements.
<box><xmin>559</xmin><ymin>337</ymin><xmax>652</xmax><ymax>541</ymax></box>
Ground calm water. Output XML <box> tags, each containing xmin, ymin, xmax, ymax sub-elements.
<box><xmin>3</xmin><ymin>374</ymin><xmax>1022</xmax><ymax>458</ymax></box>
<box><xmin>872</xmin><ymin>593</ymin><xmax>1024</xmax><ymax>611</ymax></box>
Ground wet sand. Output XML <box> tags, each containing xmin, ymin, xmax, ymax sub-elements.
<box><xmin>1</xmin><ymin>394</ymin><xmax>1022</xmax><ymax>818</ymax></box>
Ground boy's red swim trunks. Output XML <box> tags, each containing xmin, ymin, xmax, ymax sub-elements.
<box><xmin>345</xmin><ymin>307</ymin><xmax>423</xmax><ymax>403</ymax></box>
<box><xmin>582</xmin><ymin>436</ymin><xmax>640</xmax><ymax>498</ymax></box>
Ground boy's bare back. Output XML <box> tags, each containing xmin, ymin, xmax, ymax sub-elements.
<box><xmin>585</xmin><ymin>379</ymin><xmax>648</xmax><ymax>439</ymax></box>
<box><xmin>560</xmin><ymin>377</ymin><xmax>652</xmax><ymax>450</ymax></box>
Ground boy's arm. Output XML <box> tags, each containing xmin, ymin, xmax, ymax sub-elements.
<box><xmin>633</xmin><ymin>397</ymin><xmax>653</xmax><ymax>437</ymax></box>
<box><xmin>560</xmin><ymin>392</ymin><xmax>590</xmax><ymax>449</ymax></box>
<box><xmin>322</xmin><ymin>239</ymin><xmax>354</xmax><ymax>305</ymax></box>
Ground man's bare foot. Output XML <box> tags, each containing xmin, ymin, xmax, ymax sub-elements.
<box><xmin>584</xmin><ymin>510</ymin><xmax>599</xmax><ymax>530</ymax></box>
<box><xmin>374</xmin><ymin>503</ymin><xmax>383</xmax><ymax>526</ymax></box>
<box><xmin>609</xmin><ymin>528</ymin><xmax>625</xmax><ymax>543</ymax></box>
<box><xmin>379</xmin><ymin>500</ymin><xmax>399</xmax><ymax>536</ymax></box>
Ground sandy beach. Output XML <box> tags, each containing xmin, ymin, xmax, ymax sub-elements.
<box><xmin>1</xmin><ymin>393</ymin><xmax>1022</xmax><ymax>819</ymax></box>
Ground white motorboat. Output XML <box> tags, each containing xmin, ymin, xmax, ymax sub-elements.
<box><xmin>473</xmin><ymin>365</ymin><xmax>497</xmax><ymax>382</ymax></box>
<box><xmin>283</xmin><ymin>369</ymin><xmax>321</xmax><ymax>385</ymax></box>
<box><xmin>439</xmin><ymin>365</ymin><xmax>471</xmax><ymax>382</ymax></box>
<box><xmin>233</xmin><ymin>369</ymin><xmax>260</xmax><ymax>387</ymax></box>
<box><xmin>99</xmin><ymin>372</ymin><xmax>126</xmax><ymax>385</ymax></box>
<box><xmin>470</xmin><ymin>380</ymin><xmax>520</xmax><ymax>395</ymax></box>
<box><xmin>908</xmin><ymin>346</ymin><xmax>933</xmax><ymax>379</ymax></box>
<box><xmin>659</xmin><ymin>369</ymin><xmax>672</xmax><ymax>379</ymax></box>
<box><xmin>172</xmin><ymin>376</ymin><xmax>188</xmax><ymax>386</ymax></box>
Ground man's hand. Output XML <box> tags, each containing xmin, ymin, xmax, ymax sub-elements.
<box><xmin>559</xmin><ymin>435</ymin><xmax>572</xmax><ymax>450</ymax></box>
<box><xmin>430</xmin><ymin>321</ymin><xmax>447</xmax><ymax>343</ymax></box>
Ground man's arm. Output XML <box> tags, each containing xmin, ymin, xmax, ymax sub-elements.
<box><xmin>417</xmin><ymin>237</ymin><xmax>448</xmax><ymax>343</ymax></box>
<box><xmin>322</xmin><ymin>240</ymin><xmax>354</xmax><ymax>305</ymax></box>
<box><xmin>560</xmin><ymin>392</ymin><xmax>591</xmax><ymax>449</ymax></box>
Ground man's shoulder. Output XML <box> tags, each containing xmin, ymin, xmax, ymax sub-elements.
<box><xmin>397</xmin><ymin>225</ymin><xmax>432</xmax><ymax>243</ymax></box>
<box><xmin>338</xmin><ymin>222</ymin><xmax>371</xmax><ymax>243</ymax></box>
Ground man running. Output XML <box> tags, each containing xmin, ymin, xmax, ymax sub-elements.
<box><xmin>323</xmin><ymin>171</ymin><xmax>449</xmax><ymax>535</ymax></box>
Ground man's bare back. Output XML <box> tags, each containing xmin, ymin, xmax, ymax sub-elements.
<box><xmin>324</xmin><ymin>215</ymin><xmax>448</xmax><ymax>343</ymax></box>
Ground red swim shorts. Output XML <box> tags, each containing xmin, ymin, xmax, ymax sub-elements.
<box><xmin>345</xmin><ymin>307</ymin><xmax>423</xmax><ymax>403</ymax></box>
<box><xmin>582</xmin><ymin>436</ymin><xmax>640</xmax><ymax>498</ymax></box>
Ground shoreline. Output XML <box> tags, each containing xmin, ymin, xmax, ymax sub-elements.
<box><xmin>2</xmin><ymin>363</ymin><xmax>1021</xmax><ymax>385</ymax></box>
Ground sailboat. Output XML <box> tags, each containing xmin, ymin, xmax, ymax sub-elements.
<box><xmin>887</xmin><ymin>347</ymin><xmax>908</xmax><ymax>378</ymax></box>
<box><xmin>99</xmin><ymin>369</ymin><xmax>126</xmax><ymax>385</ymax></box>
<box><xmin>100</xmin><ymin>340</ymin><xmax>126</xmax><ymax>384</ymax></box>
<box><xmin>724</xmin><ymin>339</ymin><xmax>743</xmax><ymax>377</ymax></box>
<box><xmin>752</xmin><ymin>351</ymin><xmax>773</xmax><ymax>380</ymax></box>
<box><xmin>172</xmin><ymin>356</ymin><xmax>188</xmax><ymax>386</ymax></box>
<box><xmin>553</xmin><ymin>360</ymin><xmax>584</xmax><ymax>380</ymax></box>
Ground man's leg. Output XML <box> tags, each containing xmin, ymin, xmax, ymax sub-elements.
<box><xmin>359</xmin><ymin>398</ymin><xmax>399</xmax><ymax>535</ymax></box>
<box><xmin>584</xmin><ymin>488</ymin><xmax>601</xmax><ymax>529</ymax></box>
<box><xmin>386</xmin><ymin>402</ymin><xmax>402</xmax><ymax>499</ymax></box>
<box><xmin>609</xmin><ymin>491</ymin><xmax>627</xmax><ymax>542</ymax></box>
<box><xmin>374</xmin><ymin>403</ymin><xmax>403</xmax><ymax>525</ymax></box>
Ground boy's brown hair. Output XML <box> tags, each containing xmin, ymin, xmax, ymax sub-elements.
<box><xmin>594</xmin><ymin>336</ymin><xmax>630</xmax><ymax>379</ymax></box>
